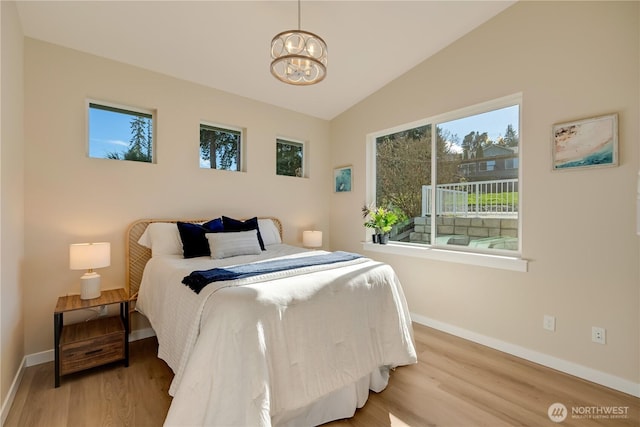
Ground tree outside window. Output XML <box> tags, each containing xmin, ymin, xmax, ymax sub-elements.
<box><xmin>88</xmin><ymin>102</ymin><xmax>154</xmax><ymax>163</ymax></box>
<box><xmin>200</xmin><ymin>124</ymin><xmax>242</xmax><ymax>171</ymax></box>
<box><xmin>276</xmin><ymin>139</ymin><xmax>304</xmax><ymax>177</ymax></box>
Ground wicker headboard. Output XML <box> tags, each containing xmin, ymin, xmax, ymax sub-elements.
<box><xmin>125</xmin><ymin>217</ymin><xmax>283</xmax><ymax>298</ymax></box>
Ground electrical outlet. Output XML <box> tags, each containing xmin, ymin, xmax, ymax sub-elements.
<box><xmin>98</xmin><ymin>305</ymin><xmax>108</xmax><ymax>317</ymax></box>
<box><xmin>543</xmin><ymin>315</ymin><xmax>556</xmax><ymax>332</ymax></box>
<box><xmin>592</xmin><ymin>326</ymin><xmax>606</xmax><ymax>344</ymax></box>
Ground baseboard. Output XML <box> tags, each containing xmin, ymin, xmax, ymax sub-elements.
<box><xmin>0</xmin><ymin>357</ymin><xmax>25</xmax><ymax>426</ymax></box>
<box><xmin>1</xmin><ymin>327</ymin><xmax>157</xmax><ymax>426</ymax></box>
<box><xmin>25</xmin><ymin>349</ymin><xmax>53</xmax><ymax>367</ymax></box>
<box><xmin>411</xmin><ymin>313</ymin><xmax>640</xmax><ymax>398</ymax></box>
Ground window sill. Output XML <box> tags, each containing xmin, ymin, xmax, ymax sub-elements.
<box><xmin>361</xmin><ymin>242</ymin><xmax>528</xmax><ymax>272</ymax></box>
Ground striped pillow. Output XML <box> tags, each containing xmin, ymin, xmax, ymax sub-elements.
<box><xmin>206</xmin><ymin>230</ymin><xmax>262</xmax><ymax>259</ymax></box>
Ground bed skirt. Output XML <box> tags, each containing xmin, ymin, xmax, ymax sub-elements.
<box><xmin>274</xmin><ymin>366</ymin><xmax>390</xmax><ymax>427</ymax></box>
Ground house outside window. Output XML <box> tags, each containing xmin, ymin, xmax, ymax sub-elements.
<box><xmin>199</xmin><ymin>123</ymin><xmax>243</xmax><ymax>171</ymax></box>
<box><xmin>88</xmin><ymin>101</ymin><xmax>154</xmax><ymax>163</ymax></box>
<box><xmin>369</xmin><ymin>94</ymin><xmax>521</xmax><ymax>257</ymax></box>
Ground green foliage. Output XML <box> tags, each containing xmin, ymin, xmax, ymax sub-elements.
<box><xmin>503</xmin><ymin>124</ymin><xmax>519</xmax><ymax>147</ymax></box>
<box><xmin>200</xmin><ymin>127</ymin><xmax>240</xmax><ymax>170</ymax></box>
<box><xmin>108</xmin><ymin>116</ymin><xmax>153</xmax><ymax>162</ymax></box>
<box><xmin>461</xmin><ymin>131</ymin><xmax>487</xmax><ymax>159</ymax></box>
<box><xmin>466</xmin><ymin>192</ymin><xmax>519</xmax><ymax>206</ymax></box>
<box><xmin>276</xmin><ymin>140</ymin><xmax>303</xmax><ymax>177</ymax></box>
<box><xmin>128</xmin><ymin>116</ymin><xmax>152</xmax><ymax>162</ymax></box>
<box><xmin>362</xmin><ymin>204</ymin><xmax>404</xmax><ymax>234</ymax></box>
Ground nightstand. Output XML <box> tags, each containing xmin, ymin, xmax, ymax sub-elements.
<box><xmin>54</xmin><ymin>288</ymin><xmax>129</xmax><ymax>387</ymax></box>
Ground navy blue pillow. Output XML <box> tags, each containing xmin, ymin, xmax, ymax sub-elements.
<box><xmin>222</xmin><ymin>216</ymin><xmax>265</xmax><ymax>250</ymax></box>
<box><xmin>177</xmin><ymin>218</ymin><xmax>224</xmax><ymax>258</ymax></box>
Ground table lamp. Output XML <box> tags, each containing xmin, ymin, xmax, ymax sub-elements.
<box><xmin>69</xmin><ymin>242</ymin><xmax>111</xmax><ymax>300</ymax></box>
<box><xmin>302</xmin><ymin>230</ymin><xmax>323</xmax><ymax>249</ymax></box>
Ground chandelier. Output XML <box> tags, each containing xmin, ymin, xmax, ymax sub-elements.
<box><xmin>270</xmin><ymin>0</ymin><xmax>327</xmax><ymax>85</ymax></box>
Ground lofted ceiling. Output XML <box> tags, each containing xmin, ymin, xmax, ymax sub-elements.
<box><xmin>15</xmin><ymin>1</ymin><xmax>516</xmax><ymax>120</ymax></box>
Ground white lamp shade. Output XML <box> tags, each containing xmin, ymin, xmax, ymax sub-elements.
<box><xmin>302</xmin><ymin>231</ymin><xmax>323</xmax><ymax>248</ymax></box>
<box><xmin>69</xmin><ymin>242</ymin><xmax>111</xmax><ymax>270</ymax></box>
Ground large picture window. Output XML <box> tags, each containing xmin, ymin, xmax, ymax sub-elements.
<box><xmin>370</xmin><ymin>94</ymin><xmax>521</xmax><ymax>256</ymax></box>
<box><xmin>88</xmin><ymin>101</ymin><xmax>154</xmax><ymax>163</ymax></box>
<box><xmin>200</xmin><ymin>123</ymin><xmax>242</xmax><ymax>171</ymax></box>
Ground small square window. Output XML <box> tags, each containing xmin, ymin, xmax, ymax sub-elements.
<box><xmin>276</xmin><ymin>138</ymin><xmax>305</xmax><ymax>177</ymax></box>
<box><xmin>88</xmin><ymin>101</ymin><xmax>154</xmax><ymax>163</ymax></box>
<box><xmin>200</xmin><ymin>123</ymin><xmax>242</xmax><ymax>171</ymax></box>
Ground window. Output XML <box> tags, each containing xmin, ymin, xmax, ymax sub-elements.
<box><xmin>200</xmin><ymin>123</ymin><xmax>242</xmax><ymax>171</ymax></box>
<box><xmin>88</xmin><ymin>101</ymin><xmax>154</xmax><ymax>163</ymax></box>
<box><xmin>369</xmin><ymin>94</ymin><xmax>522</xmax><ymax>261</ymax></box>
<box><xmin>479</xmin><ymin>160</ymin><xmax>496</xmax><ymax>171</ymax></box>
<box><xmin>276</xmin><ymin>138</ymin><xmax>305</xmax><ymax>177</ymax></box>
<box><xmin>505</xmin><ymin>158</ymin><xmax>519</xmax><ymax>169</ymax></box>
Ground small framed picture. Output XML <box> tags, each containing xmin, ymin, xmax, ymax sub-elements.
<box><xmin>552</xmin><ymin>113</ymin><xmax>618</xmax><ymax>171</ymax></box>
<box><xmin>334</xmin><ymin>165</ymin><xmax>352</xmax><ymax>192</ymax></box>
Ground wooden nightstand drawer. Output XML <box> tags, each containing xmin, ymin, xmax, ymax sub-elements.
<box><xmin>59</xmin><ymin>316</ymin><xmax>125</xmax><ymax>375</ymax></box>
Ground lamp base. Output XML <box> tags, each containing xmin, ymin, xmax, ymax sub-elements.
<box><xmin>80</xmin><ymin>272</ymin><xmax>101</xmax><ymax>300</ymax></box>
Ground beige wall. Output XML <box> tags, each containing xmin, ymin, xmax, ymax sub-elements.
<box><xmin>23</xmin><ymin>39</ymin><xmax>331</xmax><ymax>355</ymax></box>
<box><xmin>1</xmin><ymin>0</ymin><xmax>25</xmax><ymax>408</ymax></box>
<box><xmin>330</xmin><ymin>1</ymin><xmax>639</xmax><ymax>385</ymax></box>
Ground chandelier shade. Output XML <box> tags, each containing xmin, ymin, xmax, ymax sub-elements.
<box><xmin>270</xmin><ymin>1</ymin><xmax>327</xmax><ymax>85</ymax></box>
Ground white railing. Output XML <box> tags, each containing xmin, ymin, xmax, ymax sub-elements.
<box><xmin>422</xmin><ymin>179</ymin><xmax>518</xmax><ymax>217</ymax></box>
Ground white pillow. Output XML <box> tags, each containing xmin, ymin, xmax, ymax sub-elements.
<box><xmin>258</xmin><ymin>219</ymin><xmax>282</xmax><ymax>246</ymax></box>
<box><xmin>206</xmin><ymin>230</ymin><xmax>262</xmax><ymax>259</ymax></box>
<box><xmin>137</xmin><ymin>222</ymin><xmax>183</xmax><ymax>256</ymax></box>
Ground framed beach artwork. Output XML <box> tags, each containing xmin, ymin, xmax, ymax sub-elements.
<box><xmin>334</xmin><ymin>165</ymin><xmax>352</xmax><ymax>192</ymax></box>
<box><xmin>552</xmin><ymin>113</ymin><xmax>618</xmax><ymax>171</ymax></box>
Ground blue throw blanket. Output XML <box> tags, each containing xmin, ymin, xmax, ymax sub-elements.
<box><xmin>183</xmin><ymin>251</ymin><xmax>363</xmax><ymax>294</ymax></box>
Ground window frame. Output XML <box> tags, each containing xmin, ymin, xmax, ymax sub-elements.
<box><xmin>87</xmin><ymin>99</ymin><xmax>156</xmax><ymax>163</ymax></box>
<box><xmin>365</xmin><ymin>93</ymin><xmax>527</xmax><ymax>272</ymax></box>
<box><xmin>199</xmin><ymin>121</ymin><xmax>245</xmax><ymax>172</ymax></box>
<box><xmin>276</xmin><ymin>137</ymin><xmax>306</xmax><ymax>178</ymax></box>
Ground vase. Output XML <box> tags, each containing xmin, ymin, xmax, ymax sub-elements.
<box><xmin>377</xmin><ymin>233</ymin><xmax>389</xmax><ymax>244</ymax></box>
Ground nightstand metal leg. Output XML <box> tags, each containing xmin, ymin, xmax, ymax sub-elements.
<box><xmin>122</xmin><ymin>300</ymin><xmax>129</xmax><ymax>367</ymax></box>
<box><xmin>54</xmin><ymin>312</ymin><xmax>62</xmax><ymax>388</ymax></box>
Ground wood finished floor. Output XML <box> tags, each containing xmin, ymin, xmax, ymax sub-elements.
<box><xmin>5</xmin><ymin>323</ymin><xmax>639</xmax><ymax>427</ymax></box>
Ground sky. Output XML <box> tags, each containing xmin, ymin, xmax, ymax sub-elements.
<box><xmin>88</xmin><ymin>107</ymin><xmax>133</xmax><ymax>159</ymax></box>
<box><xmin>438</xmin><ymin>105</ymin><xmax>519</xmax><ymax>152</ymax></box>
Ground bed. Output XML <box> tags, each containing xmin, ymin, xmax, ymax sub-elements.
<box><xmin>127</xmin><ymin>216</ymin><xmax>417</xmax><ymax>426</ymax></box>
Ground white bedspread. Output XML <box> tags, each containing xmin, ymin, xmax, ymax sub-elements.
<box><xmin>136</xmin><ymin>244</ymin><xmax>416</xmax><ymax>426</ymax></box>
